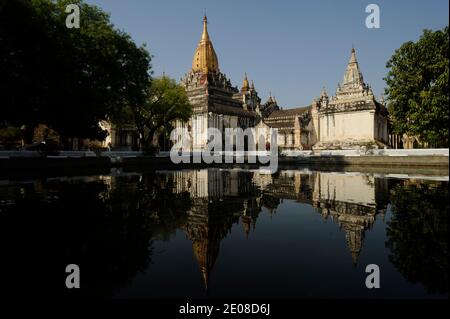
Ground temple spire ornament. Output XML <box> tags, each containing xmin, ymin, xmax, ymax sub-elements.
<box><xmin>192</xmin><ymin>15</ymin><xmax>219</xmax><ymax>73</ymax></box>
<box><xmin>342</xmin><ymin>47</ymin><xmax>364</xmax><ymax>89</ymax></box>
<box><xmin>201</xmin><ymin>15</ymin><xmax>210</xmax><ymax>42</ymax></box>
<box><xmin>350</xmin><ymin>46</ymin><xmax>356</xmax><ymax>62</ymax></box>
<box><xmin>241</xmin><ymin>73</ymin><xmax>250</xmax><ymax>92</ymax></box>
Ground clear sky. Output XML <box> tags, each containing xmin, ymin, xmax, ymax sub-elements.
<box><xmin>86</xmin><ymin>0</ymin><xmax>448</xmax><ymax>108</ymax></box>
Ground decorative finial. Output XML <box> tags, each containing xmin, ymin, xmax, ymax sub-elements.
<box><xmin>320</xmin><ymin>86</ymin><xmax>328</xmax><ymax>98</ymax></box>
<box><xmin>192</xmin><ymin>12</ymin><xmax>219</xmax><ymax>73</ymax></box>
<box><xmin>349</xmin><ymin>45</ymin><xmax>357</xmax><ymax>64</ymax></box>
<box><xmin>242</xmin><ymin>72</ymin><xmax>250</xmax><ymax>92</ymax></box>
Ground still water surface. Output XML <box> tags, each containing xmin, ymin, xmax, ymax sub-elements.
<box><xmin>0</xmin><ymin>168</ymin><xmax>448</xmax><ymax>298</ymax></box>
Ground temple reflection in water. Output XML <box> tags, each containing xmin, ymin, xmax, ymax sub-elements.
<box><xmin>0</xmin><ymin>168</ymin><xmax>446</xmax><ymax>298</ymax></box>
<box><xmin>160</xmin><ymin>169</ymin><xmax>389</xmax><ymax>289</ymax></box>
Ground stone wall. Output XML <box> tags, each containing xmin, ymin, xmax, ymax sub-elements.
<box><xmin>319</xmin><ymin>110</ymin><xmax>375</xmax><ymax>142</ymax></box>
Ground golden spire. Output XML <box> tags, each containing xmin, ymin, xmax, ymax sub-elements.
<box><xmin>201</xmin><ymin>15</ymin><xmax>210</xmax><ymax>42</ymax></box>
<box><xmin>192</xmin><ymin>15</ymin><xmax>219</xmax><ymax>73</ymax></box>
<box><xmin>241</xmin><ymin>73</ymin><xmax>250</xmax><ymax>92</ymax></box>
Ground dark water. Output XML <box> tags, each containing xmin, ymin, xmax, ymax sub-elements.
<box><xmin>0</xmin><ymin>168</ymin><xmax>448</xmax><ymax>299</ymax></box>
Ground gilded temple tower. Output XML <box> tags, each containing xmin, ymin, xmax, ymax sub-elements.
<box><xmin>178</xmin><ymin>16</ymin><xmax>258</xmax><ymax>150</ymax></box>
<box><xmin>192</xmin><ymin>15</ymin><xmax>219</xmax><ymax>74</ymax></box>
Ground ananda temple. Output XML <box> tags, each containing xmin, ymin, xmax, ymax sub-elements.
<box><xmin>171</xmin><ymin>15</ymin><xmax>390</xmax><ymax>152</ymax></box>
<box><xmin>101</xmin><ymin>15</ymin><xmax>389</xmax><ymax>152</ymax></box>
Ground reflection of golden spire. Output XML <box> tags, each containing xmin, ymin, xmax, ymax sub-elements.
<box><xmin>344</xmin><ymin>225</ymin><xmax>364</xmax><ymax>267</ymax></box>
<box><xmin>200</xmin><ymin>266</ymin><xmax>209</xmax><ymax>291</ymax></box>
<box><xmin>192</xmin><ymin>238</ymin><xmax>219</xmax><ymax>292</ymax></box>
<box><xmin>192</xmin><ymin>15</ymin><xmax>219</xmax><ymax>73</ymax></box>
<box><xmin>351</xmin><ymin>251</ymin><xmax>360</xmax><ymax>267</ymax></box>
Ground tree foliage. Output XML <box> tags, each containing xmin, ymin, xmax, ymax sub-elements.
<box><xmin>384</xmin><ymin>27</ymin><xmax>449</xmax><ymax>147</ymax></box>
<box><xmin>0</xmin><ymin>0</ymin><xmax>152</xmax><ymax>145</ymax></box>
<box><xmin>126</xmin><ymin>76</ymin><xmax>192</xmax><ymax>151</ymax></box>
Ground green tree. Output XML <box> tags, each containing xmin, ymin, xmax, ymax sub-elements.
<box><xmin>384</xmin><ymin>27</ymin><xmax>449</xmax><ymax>147</ymax></box>
<box><xmin>124</xmin><ymin>76</ymin><xmax>192</xmax><ymax>151</ymax></box>
<box><xmin>0</xmin><ymin>126</ymin><xmax>22</xmax><ymax>150</ymax></box>
<box><xmin>0</xmin><ymin>0</ymin><xmax>152</xmax><ymax>147</ymax></box>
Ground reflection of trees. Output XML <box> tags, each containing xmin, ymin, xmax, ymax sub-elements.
<box><xmin>112</xmin><ymin>173</ymin><xmax>191</xmax><ymax>242</ymax></box>
<box><xmin>0</xmin><ymin>173</ymin><xmax>191</xmax><ymax>298</ymax></box>
<box><xmin>62</xmin><ymin>180</ymin><xmax>156</xmax><ymax>298</ymax></box>
<box><xmin>71</xmin><ymin>173</ymin><xmax>191</xmax><ymax>297</ymax></box>
<box><xmin>386</xmin><ymin>181</ymin><xmax>449</xmax><ymax>295</ymax></box>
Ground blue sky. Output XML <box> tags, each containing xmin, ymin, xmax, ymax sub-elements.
<box><xmin>86</xmin><ymin>0</ymin><xmax>448</xmax><ymax>108</ymax></box>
